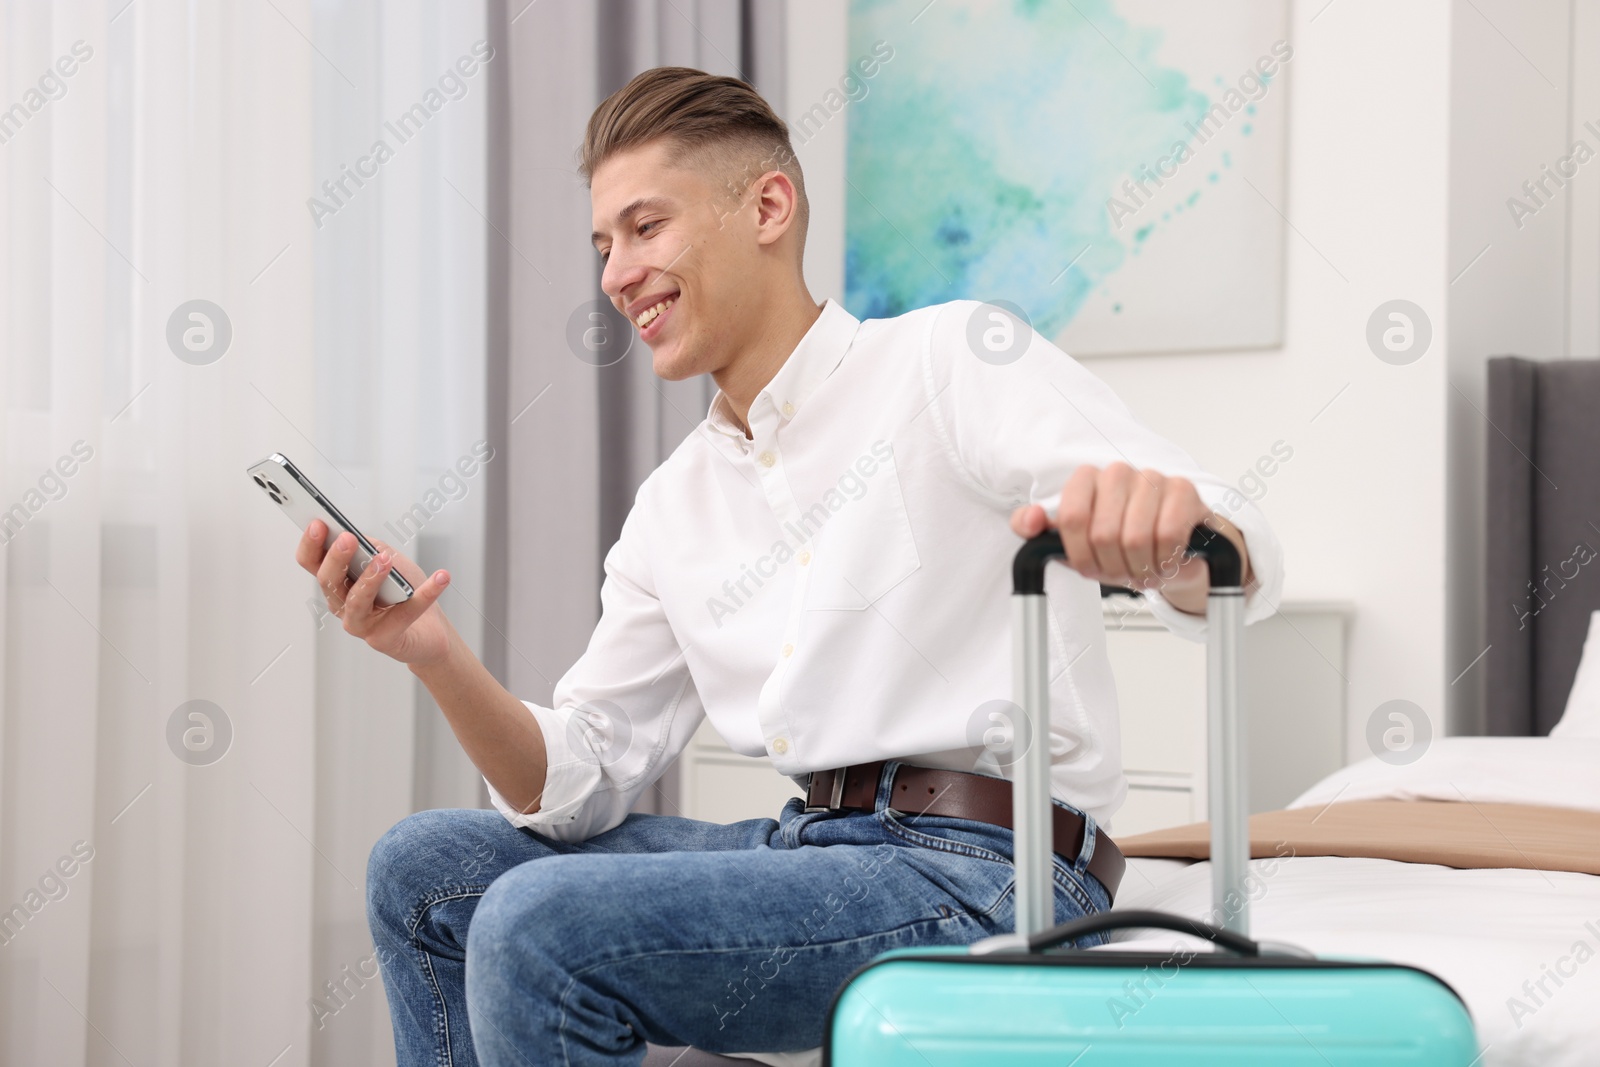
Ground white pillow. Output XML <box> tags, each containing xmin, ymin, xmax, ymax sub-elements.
<box><xmin>1551</xmin><ymin>610</ymin><xmax>1600</xmax><ymax>739</ymax></box>
<box><xmin>1287</xmin><ymin>735</ymin><xmax>1600</xmax><ymax>815</ymax></box>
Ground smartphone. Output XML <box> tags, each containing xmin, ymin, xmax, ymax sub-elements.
<box><xmin>247</xmin><ymin>453</ymin><xmax>415</xmax><ymax>608</ymax></box>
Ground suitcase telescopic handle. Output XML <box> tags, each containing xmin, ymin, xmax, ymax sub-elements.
<box><xmin>1027</xmin><ymin>909</ymin><xmax>1260</xmax><ymax>957</ymax></box>
<box><xmin>1008</xmin><ymin>521</ymin><xmax>1250</xmax><ymax>941</ymax></box>
<box><xmin>1011</xmin><ymin>524</ymin><xmax>1244</xmax><ymax>596</ymax></box>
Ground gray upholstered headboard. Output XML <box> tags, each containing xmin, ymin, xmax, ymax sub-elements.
<box><xmin>1485</xmin><ymin>356</ymin><xmax>1600</xmax><ymax>736</ymax></box>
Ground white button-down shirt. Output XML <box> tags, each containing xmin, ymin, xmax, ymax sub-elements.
<box><xmin>489</xmin><ymin>299</ymin><xmax>1283</xmax><ymax>840</ymax></box>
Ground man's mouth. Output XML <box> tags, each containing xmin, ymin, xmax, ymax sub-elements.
<box><xmin>634</xmin><ymin>293</ymin><xmax>678</xmax><ymax>341</ymax></box>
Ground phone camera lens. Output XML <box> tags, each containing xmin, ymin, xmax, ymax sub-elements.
<box><xmin>252</xmin><ymin>473</ymin><xmax>268</xmax><ymax>488</ymax></box>
<box><xmin>269</xmin><ymin>490</ymin><xmax>285</xmax><ymax>504</ymax></box>
<box><xmin>265</xmin><ymin>479</ymin><xmax>283</xmax><ymax>495</ymax></box>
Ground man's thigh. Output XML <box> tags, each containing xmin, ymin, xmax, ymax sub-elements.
<box><xmin>367</xmin><ymin>806</ymin><xmax>781</xmax><ymax>927</ymax></box>
<box><xmin>463</xmin><ymin>825</ymin><xmax>1021</xmax><ymax>1057</ymax></box>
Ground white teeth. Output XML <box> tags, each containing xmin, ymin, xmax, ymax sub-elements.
<box><xmin>636</xmin><ymin>297</ymin><xmax>675</xmax><ymax>328</ymax></box>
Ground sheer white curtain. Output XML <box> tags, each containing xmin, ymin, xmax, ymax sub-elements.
<box><xmin>0</xmin><ymin>2</ymin><xmax>488</xmax><ymax>1065</ymax></box>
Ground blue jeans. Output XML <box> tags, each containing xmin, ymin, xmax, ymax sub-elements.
<box><xmin>366</xmin><ymin>762</ymin><xmax>1111</xmax><ymax>1066</ymax></box>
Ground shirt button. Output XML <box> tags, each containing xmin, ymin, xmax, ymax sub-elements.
<box><xmin>781</xmin><ymin>401</ymin><xmax>795</xmax><ymax>417</ymax></box>
<box><xmin>772</xmin><ymin>737</ymin><xmax>789</xmax><ymax>754</ymax></box>
<box><xmin>782</xmin><ymin>642</ymin><xmax>794</xmax><ymax>657</ymax></box>
<box><xmin>758</xmin><ymin>451</ymin><xmax>776</xmax><ymax>468</ymax></box>
<box><xmin>798</xmin><ymin>550</ymin><xmax>811</xmax><ymax>566</ymax></box>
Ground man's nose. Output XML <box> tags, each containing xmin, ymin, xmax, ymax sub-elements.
<box><xmin>601</xmin><ymin>252</ymin><xmax>648</xmax><ymax>300</ymax></box>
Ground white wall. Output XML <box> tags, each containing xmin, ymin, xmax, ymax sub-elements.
<box><xmin>787</xmin><ymin>2</ymin><xmax>850</xmax><ymax>304</ymax></box>
<box><xmin>788</xmin><ymin>1</ymin><xmax>1460</xmax><ymax>762</ymax></box>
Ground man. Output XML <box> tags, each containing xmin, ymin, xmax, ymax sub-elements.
<box><xmin>300</xmin><ymin>67</ymin><xmax>1281</xmax><ymax>1066</ymax></box>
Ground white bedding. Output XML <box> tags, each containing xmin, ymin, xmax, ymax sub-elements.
<box><xmin>1286</xmin><ymin>735</ymin><xmax>1600</xmax><ymax>814</ymax></box>
<box><xmin>1103</xmin><ymin>856</ymin><xmax>1600</xmax><ymax>1066</ymax></box>
<box><xmin>1101</xmin><ymin>735</ymin><xmax>1600</xmax><ymax>1066</ymax></box>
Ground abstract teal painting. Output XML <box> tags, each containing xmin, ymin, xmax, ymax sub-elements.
<box><xmin>844</xmin><ymin>0</ymin><xmax>1289</xmax><ymax>355</ymax></box>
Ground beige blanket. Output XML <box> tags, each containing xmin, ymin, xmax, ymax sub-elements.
<box><xmin>1117</xmin><ymin>800</ymin><xmax>1600</xmax><ymax>876</ymax></box>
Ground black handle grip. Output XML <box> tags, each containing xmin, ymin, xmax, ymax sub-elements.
<box><xmin>1027</xmin><ymin>908</ymin><xmax>1261</xmax><ymax>957</ymax></box>
<box><xmin>1013</xmin><ymin>524</ymin><xmax>1242</xmax><ymax>595</ymax></box>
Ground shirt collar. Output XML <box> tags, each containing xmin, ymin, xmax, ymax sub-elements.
<box><xmin>704</xmin><ymin>299</ymin><xmax>861</xmax><ymax>439</ymax></box>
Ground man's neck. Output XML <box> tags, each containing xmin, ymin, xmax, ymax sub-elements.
<box><xmin>714</xmin><ymin>290</ymin><xmax>825</xmax><ymax>439</ymax></box>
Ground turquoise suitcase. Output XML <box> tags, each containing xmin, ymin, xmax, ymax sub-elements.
<box><xmin>823</xmin><ymin>529</ymin><xmax>1479</xmax><ymax>1065</ymax></box>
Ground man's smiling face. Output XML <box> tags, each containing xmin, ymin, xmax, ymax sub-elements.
<box><xmin>591</xmin><ymin>138</ymin><xmax>758</xmax><ymax>383</ymax></box>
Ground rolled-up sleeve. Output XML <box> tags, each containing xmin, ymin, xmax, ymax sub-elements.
<box><xmin>923</xmin><ymin>300</ymin><xmax>1284</xmax><ymax>640</ymax></box>
<box><xmin>486</xmin><ymin>478</ymin><xmax>704</xmax><ymax>841</ymax></box>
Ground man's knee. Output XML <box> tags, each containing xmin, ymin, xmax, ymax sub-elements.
<box><xmin>468</xmin><ymin>859</ymin><xmax>565</xmax><ymax>947</ymax></box>
<box><xmin>464</xmin><ymin>867</ymin><xmax>598</xmax><ymax>1061</ymax></box>
<box><xmin>466</xmin><ymin>856</ymin><xmax>622</xmax><ymax>980</ymax></box>
<box><xmin>366</xmin><ymin>808</ymin><xmax>506</xmax><ymax>931</ymax></box>
<box><xmin>463</xmin><ymin>858</ymin><xmax>580</xmax><ymax>1017</ymax></box>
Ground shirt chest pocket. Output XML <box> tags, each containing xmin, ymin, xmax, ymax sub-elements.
<box><xmin>803</xmin><ymin>444</ymin><xmax>922</xmax><ymax>611</ymax></box>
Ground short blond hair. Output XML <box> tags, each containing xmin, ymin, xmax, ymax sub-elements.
<box><xmin>581</xmin><ymin>67</ymin><xmax>808</xmax><ymax>253</ymax></box>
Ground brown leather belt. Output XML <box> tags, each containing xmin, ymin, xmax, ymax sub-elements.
<box><xmin>805</xmin><ymin>761</ymin><xmax>1126</xmax><ymax>904</ymax></box>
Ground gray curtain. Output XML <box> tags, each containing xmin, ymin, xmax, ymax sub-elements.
<box><xmin>484</xmin><ymin>0</ymin><xmax>787</xmax><ymax>817</ymax></box>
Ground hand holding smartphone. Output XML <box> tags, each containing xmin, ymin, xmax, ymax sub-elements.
<box><xmin>249</xmin><ymin>455</ymin><xmax>543</xmax><ymax>813</ymax></box>
<box><xmin>248</xmin><ymin>454</ymin><xmax>415</xmax><ymax>607</ymax></box>
<box><xmin>251</xmin><ymin>452</ymin><xmax>459</xmax><ymax>671</ymax></box>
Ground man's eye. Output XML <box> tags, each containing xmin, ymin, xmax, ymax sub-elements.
<box><xmin>598</xmin><ymin>220</ymin><xmax>660</xmax><ymax>259</ymax></box>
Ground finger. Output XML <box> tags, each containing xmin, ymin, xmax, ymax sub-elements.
<box><xmin>364</xmin><ymin>566</ymin><xmax>453</xmax><ymax>639</ymax></box>
<box><xmin>1057</xmin><ymin>466</ymin><xmax>1098</xmax><ymax>578</ymax></box>
<box><xmin>316</xmin><ymin>530</ymin><xmax>358</xmax><ymax>609</ymax></box>
<box><xmin>1155</xmin><ymin>479</ymin><xmax>1208</xmax><ymax>577</ymax></box>
<box><xmin>1009</xmin><ymin>503</ymin><xmax>1048</xmax><ymax>539</ymax></box>
<box><xmin>295</xmin><ymin>518</ymin><xmax>329</xmax><ymax>574</ymax></box>
<box><xmin>366</xmin><ymin>538</ymin><xmax>431</xmax><ymax>589</ymax></box>
<box><xmin>1121</xmin><ymin>471</ymin><xmax>1163</xmax><ymax>585</ymax></box>
<box><xmin>1088</xmin><ymin>463</ymin><xmax>1133</xmax><ymax>582</ymax></box>
<box><xmin>340</xmin><ymin>547</ymin><xmax>393</xmax><ymax>632</ymax></box>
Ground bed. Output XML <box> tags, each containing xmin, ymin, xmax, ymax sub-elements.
<box><xmin>1104</xmin><ymin>736</ymin><xmax>1600</xmax><ymax>1066</ymax></box>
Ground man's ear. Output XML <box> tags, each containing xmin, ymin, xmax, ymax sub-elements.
<box><xmin>752</xmin><ymin>169</ymin><xmax>799</xmax><ymax>248</ymax></box>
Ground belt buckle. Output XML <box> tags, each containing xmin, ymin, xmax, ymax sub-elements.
<box><xmin>803</xmin><ymin>767</ymin><xmax>849</xmax><ymax>813</ymax></box>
